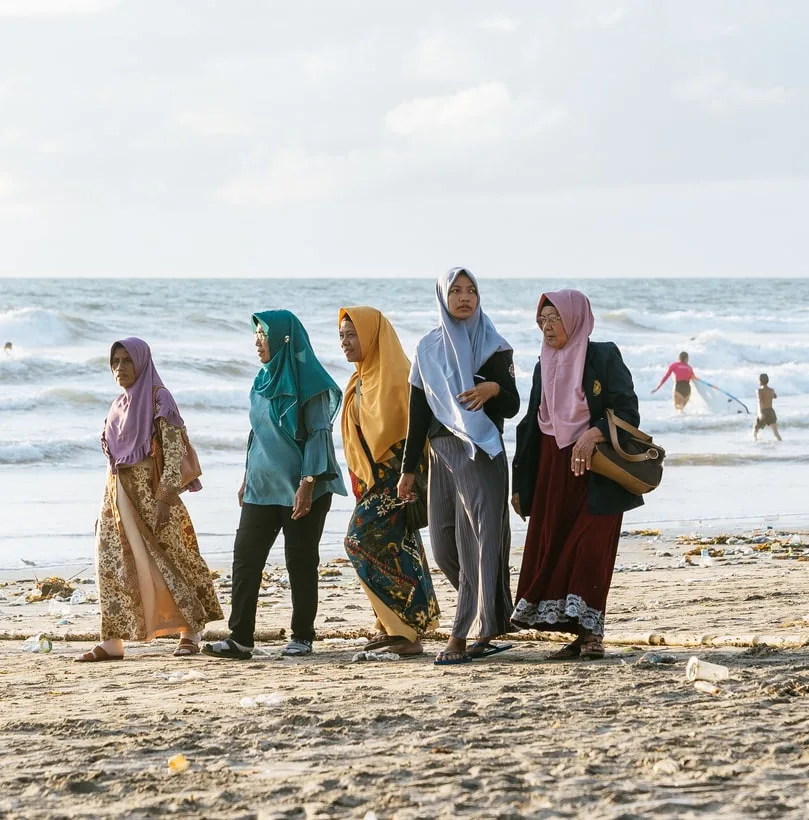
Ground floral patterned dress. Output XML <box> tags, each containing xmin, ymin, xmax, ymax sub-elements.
<box><xmin>96</xmin><ymin>418</ymin><xmax>223</xmax><ymax>640</ymax></box>
<box><xmin>344</xmin><ymin>439</ymin><xmax>439</xmax><ymax>641</ymax></box>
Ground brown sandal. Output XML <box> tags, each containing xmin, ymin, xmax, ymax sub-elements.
<box><xmin>75</xmin><ymin>645</ymin><xmax>124</xmax><ymax>663</ymax></box>
<box><xmin>173</xmin><ymin>637</ymin><xmax>200</xmax><ymax>657</ymax></box>
<box><xmin>365</xmin><ymin>633</ymin><xmax>407</xmax><ymax>651</ymax></box>
<box><xmin>580</xmin><ymin>638</ymin><xmax>605</xmax><ymax>660</ymax></box>
<box><xmin>547</xmin><ymin>640</ymin><xmax>582</xmax><ymax>661</ymax></box>
<box><xmin>386</xmin><ymin>638</ymin><xmax>424</xmax><ymax>656</ymax></box>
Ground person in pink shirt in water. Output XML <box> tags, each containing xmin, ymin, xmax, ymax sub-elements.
<box><xmin>652</xmin><ymin>351</ymin><xmax>699</xmax><ymax>412</ymax></box>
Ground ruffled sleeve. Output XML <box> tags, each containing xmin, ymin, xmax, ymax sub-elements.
<box><xmin>301</xmin><ymin>393</ymin><xmax>340</xmax><ymax>481</ymax></box>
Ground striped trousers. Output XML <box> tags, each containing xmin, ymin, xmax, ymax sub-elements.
<box><xmin>428</xmin><ymin>434</ymin><xmax>513</xmax><ymax>639</ymax></box>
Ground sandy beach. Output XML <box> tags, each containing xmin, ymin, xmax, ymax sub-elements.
<box><xmin>1</xmin><ymin>530</ymin><xmax>809</xmax><ymax>819</ymax></box>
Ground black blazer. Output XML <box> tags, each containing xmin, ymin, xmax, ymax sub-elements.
<box><xmin>512</xmin><ymin>341</ymin><xmax>643</xmax><ymax>516</ymax></box>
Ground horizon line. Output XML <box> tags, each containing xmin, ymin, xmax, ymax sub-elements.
<box><xmin>2</xmin><ymin>273</ymin><xmax>808</xmax><ymax>281</ymax></box>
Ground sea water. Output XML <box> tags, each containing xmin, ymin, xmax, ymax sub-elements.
<box><xmin>1</xmin><ymin>277</ymin><xmax>807</xmax><ymax>571</ymax></box>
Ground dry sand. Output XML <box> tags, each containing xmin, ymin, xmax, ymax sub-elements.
<box><xmin>1</xmin><ymin>531</ymin><xmax>809</xmax><ymax>819</ymax></box>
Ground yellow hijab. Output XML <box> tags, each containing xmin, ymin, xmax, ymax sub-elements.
<box><xmin>339</xmin><ymin>306</ymin><xmax>411</xmax><ymax>488</ymax></box>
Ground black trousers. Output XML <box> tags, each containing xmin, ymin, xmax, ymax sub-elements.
<box><xmin>228</xmin><ymin>493</ymin><xmax>332</xmax><ymax>647</ymax></box>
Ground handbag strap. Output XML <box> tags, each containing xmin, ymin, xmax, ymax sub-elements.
<box><xmin>605</xmin><ymin>409</ymin><xmax>659</xmax><ymax>462</ymax></box>
<box><xmin>152</xmin><ymin>385</ymin><xmax>190</xmax><ymax>445</ymax></box>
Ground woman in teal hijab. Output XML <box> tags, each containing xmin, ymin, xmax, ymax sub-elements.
<box><xmin>252</xmin><ymin>310</ymin><xmax>343</xmax><ymax>441</ymax></box>
<box><xmin>203</xmin><ymin>310</ymin><xmax>347</xmax><ymax>660</ymax></box>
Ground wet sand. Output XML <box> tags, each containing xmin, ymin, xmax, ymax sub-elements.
<box><xmin>1</xmin><ymin>531</ymin><xmax>808</xmax><ymax>819</ymax></box>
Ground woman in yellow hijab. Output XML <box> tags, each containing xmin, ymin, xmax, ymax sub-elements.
<box><xmin>338</xmin><ymin>306</ymin><xmax>439</xmax><ymax>654</ymax></box>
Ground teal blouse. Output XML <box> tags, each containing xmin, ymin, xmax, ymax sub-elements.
<box><xmin>244</xmin><ymin>390</ymin><xmax>347</xmax><ymax>506</ymax></box>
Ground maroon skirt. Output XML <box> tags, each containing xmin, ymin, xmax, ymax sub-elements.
<box><xmin>512</xmin><ymin>433</ymin><xmax>622</xmax><ymax>637</ymax></box>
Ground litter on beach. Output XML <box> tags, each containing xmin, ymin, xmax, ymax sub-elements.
<box><xmin>351</xmin><ymin>650</ymin><xmax>400</xmax><ymax>662</ymax></box>
<box><xmin>153</xmin><ymin>670</ymin><xmax>205</xmax><ymax>683</ymax></box>
<box><xmin>167</xmin><ymin>753</ymin><xmax>189</xmax><ymax>774</ymax></box>
<box><xmin>240</xmin><ymin>693</ymin><xmax>284</xmax><ymax>708</ymax></box>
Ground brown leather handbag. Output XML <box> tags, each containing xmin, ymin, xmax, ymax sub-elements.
<box><xmin>590</xmin><ymin>409</ymin><xmax>664</xmax><ymax>495</ymax></box>
<box><xmin>151</xmin><ymin>387</ymin><xmax>202</xmax><ymax>495</ymax></box>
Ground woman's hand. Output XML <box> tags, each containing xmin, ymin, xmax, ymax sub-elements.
<box><xmin>397</xmin><ymin>473</ymin><xmax>416</xmax><ymax>502</ymax></box>
<box><xmin>291</xmin><ymin>481</ymin><xmax>315</xmax><ymax>520</ymax></box>
<box><xmin>457</xmin><ymin>381</ymin><xmax>500</xmax><ymax>411</ymax></box>
<box><xmin>511</xmin><ymin>493</ymin><xmax>524</xmax><ymax>519</ymax></box>
<box><xmin>571</xmin><ymin>427</ymin><xmax>606</xmax><ymax>477</ymax></box>
<box><xmin>155</xmin><ymin>500</ymin><xmax>171</xmax><ymax>531</ymax></box>
<box><xmin>237</xmin><ymin>475</ymin><xmax>246</xmax><ymax>507</ymax></box>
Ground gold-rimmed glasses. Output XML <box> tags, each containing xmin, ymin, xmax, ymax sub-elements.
<box><xmin>537</xmin><ymin>314</ymin><xmax>563</xmax><ymax>329</ymax></box>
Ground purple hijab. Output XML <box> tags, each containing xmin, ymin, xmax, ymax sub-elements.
<box><xmin>102</xmin><ymin>338</ymin><xmax>199</xmax><ymax>490</ymax></box>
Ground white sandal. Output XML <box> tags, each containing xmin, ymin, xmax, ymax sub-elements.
<box><xmin>281</xmin><ymin>638</ymin><xmax>313</xmax><ymax>656</ymax></box>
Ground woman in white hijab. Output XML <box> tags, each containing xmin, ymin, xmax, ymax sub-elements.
<box><xmin>398</xmin><ymin>267</ymin><xmax>520</xmax><ymax>665</ymax></box>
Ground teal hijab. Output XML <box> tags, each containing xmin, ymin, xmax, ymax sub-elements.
<box><xmin>251</xmin><ymin>310</ymin><xmax>342</xmax><ymax>442</ymax></box>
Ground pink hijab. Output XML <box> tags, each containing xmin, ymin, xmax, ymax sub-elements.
<box><xmin>537</xmin><ymin>290</ymin><xmax>594</xmax><ymax>448</ymax></box>
<box><xmin>102</xmin><ymin>338</ymin><xmax>199</xmax><ymax>491</ymax></box>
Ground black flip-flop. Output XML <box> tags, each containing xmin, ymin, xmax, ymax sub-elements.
<box><xmin>201</xmin><ymin>638</ymin><xmax>252</xmax><ymax>660</ymax></box>
<box><xmin>467</xmin><ymin>641</ymin><xmax>514</xmax><ymax>660</ymax></box>
<box><xmin>434</xmin><ymin>649</ymin><xmax>472</xmax><ymax>666</ymax></box>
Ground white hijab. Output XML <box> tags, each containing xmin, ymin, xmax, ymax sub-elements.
<box><xmin>410</xmin><ymin>267</ymin><xmax>512</xmax><ymax>460</ymax></box>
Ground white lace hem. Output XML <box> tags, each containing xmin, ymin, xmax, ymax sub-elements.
<box><xmin>511</xmin><ymin>594</ymin><xmax>605</xmax><ymax>637</ymax></box>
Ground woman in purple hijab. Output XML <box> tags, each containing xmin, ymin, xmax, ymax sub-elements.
<box><xmin>76</xmin><ymin>338</ymin><xmax>222</xmax><ymax>661</ymax></box>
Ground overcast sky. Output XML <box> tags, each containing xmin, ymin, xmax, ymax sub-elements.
<box><xmin>0</xmin><ymin>0</ymin><xmax>806</xmax><ymax>278</ymax></box>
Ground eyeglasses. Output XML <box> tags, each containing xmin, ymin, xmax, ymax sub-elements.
<box><xmin>255</xmin><ymin>329</ymin><xmax>267</xmax><ymax>339</ymax></box>
<box><xmin>537</xmin><ymin>314</ymin><xmax>563</xmax><ymax>329</ymax></box>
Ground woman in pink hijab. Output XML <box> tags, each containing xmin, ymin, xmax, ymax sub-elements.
<box><xmin>511</xmin><ymin>291</ymin><xmax>642</xmax><ymax>659</ymax></box>
<box><xmin>76</xmin><ymin>338</ymin><xmax>222</xmax><ymax>662</ymax></box>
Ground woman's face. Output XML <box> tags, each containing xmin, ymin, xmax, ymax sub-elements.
<box><xmin>339</xmin><ymin>318</ymin><xmax>362</xmax><ymax>363</ymax></box>
<box><xmin>446</xmin><ymin>273</ymin><xmax>479</xmax><ymax>320</ymax></box>
<box><xmin>538</xmin><ymin>304</ymin><xmax>569</xmax><ymax>349</ymax></box>
<box><xmin>110</xmin><ymin>345</ymin><xmax>136</xmax><ymax>389</ymax></box>
<box><xmin>255</xmin><ymin>326</ymin><xmax>271</xmax><ymax>364</ymax></box>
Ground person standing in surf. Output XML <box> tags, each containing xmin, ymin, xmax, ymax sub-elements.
<box><xmin>753</xmin><ymin>374</ymin><xmax>782</xmax><ymax>441</ymax></box>
<box><xmin>652</xmin><ymin>351</ymin><xmax>699</xmax><ymax>412</ymax></box>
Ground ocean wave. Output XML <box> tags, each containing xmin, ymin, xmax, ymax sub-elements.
<box><xmin>0</xmin><ymin>387</ymin><xmax>111</xmax><ymax>413</ymax></box>
<box><xmin>0</xmin><ymin>432</ymin><xmax>250</xmax><ymax>465</ymax></box>
<box><xmin>0</xmin><ymin>436</ymin><xmax>99</xmax><ymax>465</ymax></box>
<box><xmin>0</xmin><ymin>307</ymin><xmax>109</xmax><ymax>347</ymax></box>
<box><xmin>0</xmin><ymin>354</ymin><xmax>110</xmax><ymax>386</ymax></box>
<box><xmin>644</xmin><ymin>411</ymin><xmax>809</xmax><ymax>435</ymax></box>
<box><xmin>665</xmin><ymin>452</ymin><xmax>809</xmax><ymax>467</ymax></box>
<box><xmin>193</xmin><ymin>433</ymin><xmax>250</xmax><ymax>452</ymax></box>
<box><xmin>601</xmin><ymin>307</ymin><xmax>809</xmax><ymax>336</ymax></box>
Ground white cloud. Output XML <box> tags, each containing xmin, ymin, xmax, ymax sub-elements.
<box><xmin>0</xmin><ymin>172</ymin><xmax>19</xmax><ymax>200</ymax></box>
<box><xmin>386</xmin><ymin>82</ymin><xmax>513</xmax><ymax>140</ymax></box>
<box><xmin>0</xmin><ymin>172</ymin><xmax>36</xmax><ymax>216</ymax></box>
<box><xmin>0</xmin><ymin>128</ymin><xmax>22</xmax><ymax>148</ymax></box>
<box><xmin>477</xmin><ymin>15</ymin><xmax>518</xmax><ymax>33</ymax></box>
<box><xmin>37</xmin><ymin>139</ymin><xmax>66</xmax><ymax>154</ymax></box>
<box><xmin>385</xmin><ymin>82</ymin><xmax>567</xmax><ymax>142</ymax></box>
<box><xmin>175</xmin><ymin>110</ymin><xmax>249</xmax><ymax>138</ymax></box>
<box><xmin>574</xmin><ymin>7</ymin><xmax>626</xmax><ymax>28</ymax></box>
<box><xmin>403</xmin><ymin>34</ymin><xmax>481</xmax><ymax>82</ymax></box>
<box><xmin>673</xmin><ymin>71</ymin><xmax>796</xmax><ymax>113</ymax></box>
<box><xmin>220</xmin><ymin>149</ymin><xmax>355</xmax><ymax>205</ymax></box>
<box><xmin>0</xmin><ymin>0</ymin><xmax>117</xmax><ymax>15</ymax></box>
